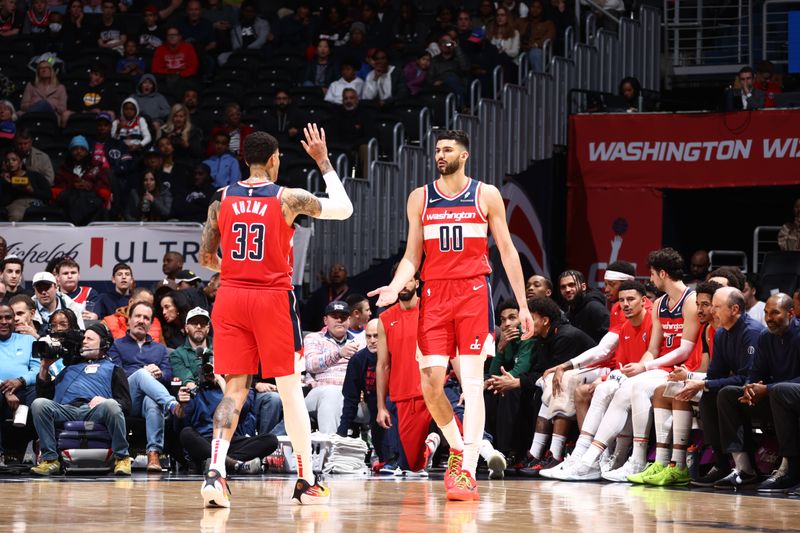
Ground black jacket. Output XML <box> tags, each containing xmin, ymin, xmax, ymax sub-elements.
<box><xmin>337</xmin><ymin>347</ymin><xmax>377</xmax><ymax>436</ymax></box>
<box><xmin>519</xmin><ymin>318</ymin><xmax>596</xmax><ymax>394</ymax></box>
<box><xmin>565</xmin><ymin>289</ymin><xmax>610</xmax><ymax>344</ymax></box>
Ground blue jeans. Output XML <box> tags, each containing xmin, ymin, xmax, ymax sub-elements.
<box><xmin>254</xmin><ymin>390</ymin><xmax>284</xmax><ymax>435</ymax></box>
<box><xmin>527</xmin><ymin>48</ymin><xmax>544</xmax><ymax>73</ymax></box>
<box><xmin>31</xmin><ymin>398</ymin><xmax>129</xmax><ymax>461</ymax></box>
<box><xmin>0</xmin><ymin>384</ymin><xmax>36</xmax><ymax>454</ymax></box>
<box><xmin>128</xmin><ymin>369</ymin><xmax>177</xmax><ymax>453</ymax></box>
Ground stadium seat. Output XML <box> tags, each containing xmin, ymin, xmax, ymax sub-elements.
<box><xmin>278</xmin><ymin>161</ymin><xmax>316</xmax><ymax>189</ymax></box>
<box><xmin>291</xmin><ymin>87</ymin><xmax>326</xmax><ymax>107</ymax></box>
<box><xmin>17</xmin><ymin>111</ymin><xmax>59</xmax><ymax>134</ymax></box>
<box><xmin>758</xmin><ymin>251</ymin><xmax>800</xmax><ymax>301</ymax></box>
<box><xmin>63</xmin><ymin>113</ymin><xmax>99</xmax><ymax>138</ymax></box>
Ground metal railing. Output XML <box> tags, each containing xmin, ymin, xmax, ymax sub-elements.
<box><xmin>762</xmin><ymin>0</ymin><xmax>800</xmax><ymax>63</ymax></box>
<box><xmin>753</xmin><ymin>226</ymin><xmax>782</xmax><ymax>272</ymax></box>
<box><xmin>709</xmin><ymin>249</ymin><xmax>749</xmax><ymax>272</ymax></box>
<box><xmin>301</xmin><ymin>6</ymin><xmax>662</xmax><ymax>290</ymax></box>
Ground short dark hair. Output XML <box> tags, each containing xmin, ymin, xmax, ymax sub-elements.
<box><xmin>213</xmin><ymin>131</ymin><xmax>230</xmax><ymax>141</ymax></box>
<box><xmin>606</xmin><ymin>261</ymin><xmax>636</xmax><ymax>278</ymax></box>
<box><xmin>745</xmin><ymin>272</ymin><xmax>760</xmax><ymax>293</ymax></box>
<box><xmin>617</xmin><ymin>280</ymin><xmax>646</xmax><ymax>296</ymax></box>
<box><xmin>131</xmin><ymin>286</ymin><xmax>152</xmax><ymax>300</ymax></box>
<box><xmin>113</xmin><ymin>262</ymin><xmax>132</xmax><ymax>276</ymax></box>
<box><xmin>15</xmin><ymin>128</ymin><xmax>32</xmax><ymax>140</ymax></box>
<box><xmin>647</xmin><ymin>248</ymin><xmax>683</xmax><ymax>281</ymax></box>
<box><xmin>528</xmin><ymin>296</ymin><xmax>561</xmax><ymax>323</ymax></box>
<box><xmin>346</xmin><ymin>293</ymin><xmax>368</xmax><ymax>310</ymax></box>
<box><xmin>496</xmin><ymin>299</ymin><xmax>519</xmax><ymax>316</ymax></box>
<box><xmin>243</xmin><ymin>131</ymin><xmax>279</xmax><ymax>165</ymax></box>
<box><xmin>55</xmin><ymin>257</ymin><xmax>81</xmax><ymax>274</ymax></box>
<box><xmin>435</xmin><ymin>130</ymin><xmax>470</xmax><ymax>151</ymax></box>
<box><xmin>8</xmin><ymin>294</ymin><xmax>35</xmax><ymax>310</ymax></box>
<box><xmin>738</xmin><ymin>66</ymin><xmax>754</xmax><ymax>76</ymax></box>
<box><xmin>708</xmin><ymin>266</ymin><xmax>745</xmax><ymax>291</ymax></box>
<box><xmin>695</xmin><ymin>280</ymin><xmax>722</xmax><ymax>299</ymax></box>
<box><xmin>1</xmin><ymin>256</ymin><xmax>23</xmax><ymax>271</ymax></box>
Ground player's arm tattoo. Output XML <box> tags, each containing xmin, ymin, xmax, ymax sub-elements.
<box><xmin>213</xmin><ymin>397</ymin><xmax>241</xmax><ymax>435</ymax></box>
<box><xmin>282</xmin><ymin>188</ymin><xmax>322</xmax><ymax>219</ymax></box>
<box><xmin>317</xmin><ymin>158</ymin><xmax>334</xmax><ymax>174</ymax></box>
<box><xmin>200</xmin><ymin>199</ymin><xmax>222</xmax><ymax>272</ymax></box>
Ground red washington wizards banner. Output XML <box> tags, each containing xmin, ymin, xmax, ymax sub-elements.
<box><xmin>566</xmin><ymin>109</ymin><xmax>800</xmax><ymax>283</ymax></box>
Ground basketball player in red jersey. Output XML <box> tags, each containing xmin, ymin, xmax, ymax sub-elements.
<box><xmin>198</xmin><ymin>124</ymin><xmax>353</xmax><ymax>508</ymax></box>
<box><xmin>370</xmin><ymin>130</ymin><xmax>533</xmax><ymax>501</ymax></box>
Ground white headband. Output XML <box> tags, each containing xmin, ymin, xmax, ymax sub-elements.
<box><xmin>605</xmin><ymin>270</ymin><xmax>635</xmax><ymax>281</ymax></box>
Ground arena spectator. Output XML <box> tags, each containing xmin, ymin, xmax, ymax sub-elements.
<box><xmin>117</xmin><ymin>39</ymin><xmax>146</xmax><ymax>79</ymax></box>
<box><xmin>30</xmin><ymin>323</ymin><xmax>132</xmax><ymax>476</ymax></box>
<box><xmin>94</xmin><ymin>0</ymin><xmax>126</xmax><ymax>54</ymax></box>
<box><xmin>547</xmin><ymin>0</ymin><xmax>574</xmax><ymax>52</ymax></box>
<box><xmin>208</xmin><ymin>102</ymin><xmax>252</xmax><ymax>161</ymax></box>
<box><xmin>10</xmin><ymin>294</ymin><xmax>40</xmax><ymax>339</ymax></box>
<box><xmin>685</xmin><ymin>249</ymin><xmax>710</xmax><ymax>287</ymax></box>
<box><xmin>14</xmin><ymin>129</ymin><xmax>54</xmax><ymax>185</ymax></box>
<box><xmin>486</xmin><ymin>6</ymin><xmax>520</xmax><ymax>82</ymax></box>
<box><xmin>61</xmin><ymin>0</ymin><xmax>93</xmax><ymax>55</ymax></box>
<box><xmin>69</xmin><ymin>63</ymin><xmax>116</xmax><ymax>118</ymax></box>
<box><xmin>169</xmin><ymin>306</ymin><xmax>212</xmax><ymax>389</ymax></box>
<box><xmin>743</xmin><ymin>273</ymin><xmax>766</xmax><ymax>325</ymax></box>
<box><xmin>430</xmin><ymin>4</ymin><xmax>455</xmax><ymax>35</ymax></box>
<box><xmin>96</xmin><ymin>262</ymin><xmax>134</xmax><ymax>319</ymax></box>
<box><xmin>21</xmin><ymin>0</ymin><xmax>50</xmax><ymax>36</ymax></box>
<box><xmin>137</xmin><ymin>5</ymin><xmax>164</xmax><ymax>51</ymax></box>
<box><xmin>403</xmin><ymin>51</ymin><xmax>431</xmax><ymax>96</ymax></box>
<box><xmin>134</xmin><ymin>74</ymin><xmax>170</xmax><ymax>129</ymax></box>
<box><xmin>171</xmin><ymin>163</ymin><xmax>215</xmax><ymax>222</ymax></box>
<box><xmin>324</xmin><ymin>59</ymin><xmax>364</xmax><ymax>105</ymax></box>
<box><xmin>54</xmin><ymin>257</ymin><xmax>100</xmax><ymax>319</ymax></box>
<box><xmin>500</xmin><ymin>0</ymin><xmax>529</xmax><ymax>19</ymax></box>
<box><xmin>778</xmin><ymin>198</ymin><xmax>800</xmax><ymax>251</ymax></box>
<box><xmin>203</xmin><ymin>131</ymin><xmax>240</xmax><ymax>187</ymax></box>
<box><xmin>616</xmin><ymin>76</ymin><xmax>642</xmax><ymax>112</ymax></box>
<box><xmin>54</xmin><ymin>135</ymin><xmax>110</xmax><ymax>225</ymax></box>
<box><xmin>125</xmin><ymin>169</ymin><xmax>172</xmax><ymax>221</ymax></box>
<box><xmin>155</xmin><ymin>252</ymin><xmax>184</xmax><ymax>291</ymax></box>
<box><xmin>159</xmin><ymin>104</ymin><xmax>203</xmax><ymax>163</ymax></box>
<box><xmin>155</xmin><ymin>135</ymin><xmax>191</xmax><ymax>190</ymax></box>
<box><xmin>526</xmin><ymin>274</ymin><xmax>553</xmax><ymax>299</ymax></box>
<box><xmin>112</xmin><ymin>97</ymin><xmax>152</xmax><ymax>152</ymax></box>
<box><xmin>428</xmin><ymin>34</ymin><xmax>470</xmax><ymax>107</ymax></box>
<box><xmin>303</xmin><ymin>38</ymin><xmax>339</xmax><ymax>90</ymax></box>
<box><xmin>476</xmin><ymin>0</ymin><xmax>496</xmax><ymax>27</ymax></box>
<box><xmin>0</xmin><ymin>99</ymin><xmax>17</xmax><ymax>146</ymax></box>
<box><xmin>304</xmin><ymin>301</ymin><xmax>361</xmax><ymax>434</ymax></box>
<box><xmin>103</xmin><ymin>287</ymin><xmax>163</xmax><ymax>342</ymax></box>
<box><xmin>707</xmin><ymin>294</ymin><xmax>799</xmax><ymax>489</ymax></box>
<box><xmin>341</xmin><ymin>22</ymin><xmax>368</xmax><ymax>64</ymax></box>
<box><xmin>178</xmin><ymin>0</ymin><xmax>217</xmax><ymax>55</ymax></box>
<box><xmin>362</xmin><ymin>48</ymin><xmax>407</xmax><ymax>106</ymax></box>
<box><xmin>0</xmin><ymin>302</ymin><xmax>39</xmax><ymax>466</ymax></box>
<box><xmin>261</xmin><ymin>89</ymin><xmax>301</xmax><ymax>142</ymax></box>
<box><xmin>337</xmin><ymin>318</ymin><xmax>380</xmax><ymax>440</ymax></box>
<box><xmin>158</xmin><ymin>290</ymin><xmax>186</xmax><ymax>349</ymax></box>
<box><xmin>19</xmin><ymin>54</ymin><xmax>68</xmax><ymax>126</ymax></box>
<box><xmin>204</xmin><ymin>0</ymin><xmax>236</xmax><ymax>50</ymax></box>
<box><xmin>0</xmin><ymin>0</ymin><xmax>23</xmax><ymax>39</ymax></box>
<box><xmin>218</xmin><ymin>0</ymin><xmax>269</xmax><ymax>66</ymax></box>
<box><xmin>316</xmin><ymin>5</ymin><xmax>348</xmax><ymax>48</ymax></box>
<box><xmin>484</xmin><ymin>299</ymin><xmax>535</xmax><ymax>460</ymax></box>
<box><xmin>0</xmin><ymin>149</ymin><xmax>51</xmax><ymax>222</ymax></box>
<box><xmin>31</xmin><ymin>271</ymin><xmax>85</xmax><ymax>330</ymax></box>
<box><xmin>151</xmin><ymin>26</ymin><xmax>200</xmax><ymax>80</ymax></box>
<box><xmin>302</xmin><ymin>262</ymin><xmax>352</xmax><ymax>332</ymax></box>
<box><xmin>520</xmin><ymin>0</ymin><xmax>554</xmax><ymax>73</ymax></box>
<box><xmin>92</xmin><ymin>111</ymin><xmax>133</xmax><ymax>180</ymax></box>
<box><xmin>392</xmin><ymin>2</ymin><xmax>427</xmax><ymax>55</ymax></box>
<box><xmin>0</xmin><ymin>236</ymin><xmax>5</xmax><ymax>262</ymax></box>
<box><xmin>558</xmin><ymin>270</ymin><xmax>609</xmax><ymax>343</ymax></box>
<box><xmin>272</xmin><ymin>2</ymin><xmax>313</xmax><ymax>48</ymax></box>
<box><xmin>1</xmin><ymin>256</ymin><xmax>30</xmax><ymax>303</ymax></box>
<box><xmin>708</xmin><ymin>266</ymin><xmax>746</xmax><ymax>291</ymax></box>
<box><xmin>754</xmin><ymin>60</ymin><xmax>782</xmax><ymax>108</ymax></box>
<box><xmin>108</xmin><ymin>301</ymin><xmax>181</xmax><ymax>472</ymax></box>
<box><xmin>726</xmin><ymin>66</ymin><xmax>764</xmax><ymax>111</ymax></box>
<box><xmin>345</xmin><ymin>293</ymin><xmax>371</xmax><ymax>342</ymax></box>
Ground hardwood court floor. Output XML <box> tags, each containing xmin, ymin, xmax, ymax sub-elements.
<box><xmin>1</xmin><ymin>474</ymin><xmax>798</xmax><ymax>533</ymax></box>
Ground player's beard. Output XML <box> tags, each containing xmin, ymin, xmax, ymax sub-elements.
<box><xmin>398</xmin><ymin>289</ymin><xmax>415</xmax><ymax>301</ymax></box>
<box><xmin>438</xmin><ymin>159</ymin><xmax>460</xmax><ymax>176</ymax></box>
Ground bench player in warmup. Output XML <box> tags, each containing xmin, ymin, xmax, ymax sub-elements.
<box><xmin>370</xmin><ymin>130</ymin><xmax>533</xmax><ymax>501</ymax></box>
<box><xmin>198</xmin><ymin>124</ymin><xmax>353</xmax><ymax>508</ymax></box>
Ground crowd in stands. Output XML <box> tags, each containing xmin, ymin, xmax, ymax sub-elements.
<box><xmin>1</xmin><ymin>233</ymin><xmax>800</xmax><ymax>493</ymax></box>
<box><xmin>0</xmin><ymin>0</ymin><xmax>611</xmax><ymax>224</ymax></box>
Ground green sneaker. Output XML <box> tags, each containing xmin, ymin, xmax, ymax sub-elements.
<box><xmin>31</xmin><ymin>459</ymin><xmax>61</xmax><ymax>476</ymax></box>
<box><xmin>626</xmin><ymin>461</ymin><xmax>665</xmax><ymax>484</ymax></box>
<box><xmin>643</xmin><ymin>464</ymin><xmax>691</xmax><ymax>486</ymax></box>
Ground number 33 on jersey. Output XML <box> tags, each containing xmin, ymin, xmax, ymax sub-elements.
<box><xmin>421</xmin><ymin>178</ymin><xmax>491</xmax><ymax>281</ymax></box>
<box><xmin>217</xmin><ymin>182</ymin><xmax>295</xmax><ymax>291</ymax></box>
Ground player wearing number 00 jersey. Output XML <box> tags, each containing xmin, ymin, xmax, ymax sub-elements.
<box><xmin>370</xmin><ymin>130</ymin><xmax>534</xmax><ymax>502</ymax></box>
<box><xmin>198</xmin><ymin>125</ymin><xmax>353</xmax><ymax>509</ymax></box>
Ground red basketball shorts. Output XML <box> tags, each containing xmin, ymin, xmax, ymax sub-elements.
<box><xmin>396</xmin><ymin>397</ymin><xmax>433</xmax><ymax>472</ymax></box>
<box><xmin>417</xmin><ymin>276</ymin><xmax>495</xmax><ymax>358</ymax></box>
<box><xmin>211</xmin><ymin>286</ymin><xmax>304</xmax><ymax>378</ymax></box>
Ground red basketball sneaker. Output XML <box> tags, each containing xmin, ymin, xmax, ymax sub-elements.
<box><xmin>291</xmin><ymin>476</ymin><xmax>331</xmax><ymax>505</ymax></box>
<box><xmin>446</xmin><ymin>471</ymin><xmax>480</xmax><ymax>501</ymax></box>
<box><xmin>444</xmin><ymin>449</ymin><xmax>464</xmax><ymax>490</ymax></box>
<box><xmin>201</xmin><ymin>469</ymin><xmax>231</xmax><ymax>508</ymax></box>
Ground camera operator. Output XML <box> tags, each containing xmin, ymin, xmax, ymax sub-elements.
<box><xmin>169</xmin><ymin>307</ymin><xmax>217</xmax><ymax>391</ymax></box>
<box><xmin>175</xmin><ymin>358</ymin><xmax>278</xmax><ymax>475</ymax></box>
<box><xmin>31</xmin><ymin>272</ymin><xmax>85</xmax><ymax>335</ymax></box>
<box><xmin>108</xmin><ymin>301</ymin><xmax>182</xmax><ymax>472</ymax></box>
<box><xmin>30</xmin><ymin>323</ymin><xmax>133</xmax><ymax>476</ymax></box>
<box><xmin>0</xmin><ymin>302</ymin><xmax>40</xmax><ymax>465</ymax></box>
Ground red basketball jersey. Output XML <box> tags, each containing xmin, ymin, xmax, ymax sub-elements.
<box><xmin>217</xmin><ymin>182</ymin><xmax>294</xmax><ymax>290</ymax></box>
<box><xmin>421</xmin><ymin>178</ymin><xmax>491</xmax><ymax>282</ymax></box>
<box><xmin>612</xmin><ymin>310</ymin><xmax>653</xmax><ymax>367</ymax></box>
<box><xmin>380</xmin><ymin>303</ymin><xmax>422</xmax><ymax>402</ymax></box>
<box><xmin>685</xmin><ymin>323</ymin><xmax>715</xmax><ymax>372</ymax></box>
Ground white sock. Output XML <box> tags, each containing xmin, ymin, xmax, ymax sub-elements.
<box><xmin>459</xmin><ymin>356</ymin><xmax>486</xmax><ymax>477</ymax></box>
<box><xmin>210</xmin><ymin>438</ymin><xmax>230</xmax><ymax>477</ymax></box>
<box><xmin>632</xmin><ymin>438</ymin><xmax>649</xmax><ymax>465</ymax></box>
<box><xmin>732</xmin><ymin>452</ymin><xmax>754</xmax><ymax>474</ymax></box>
<box><xmin>573</xmin><ymin>434</ymin><xmax>593</xmax><ymax>458</ymax></box>
<box><xmin>439</xmin><ymin>417</ymin><xmax>464</xmax><ymax>451</ymax></box>
<box><xmin>653</xmin><ymin>407</ymin><xmax>673</xmax><ymax>464</ymax></box>
<box><xmin>276</xmin><ymin>373</ymin><xmax>314</xmax><ymax>485</ymax></box>
<box><xmin>580</xmin><ymin>442</ymin><xmax>605</xmax><ymax>466</ymax></box>
<box><xmin>671</xmin><ymin>409</ymin><xmax>693</xmax><ymax>468</ymax></box>
<box><xmin>779</xmin><ymin>457</ymin><xmax>790</xmax><ymax>474</ymax></box>
<box><xmin>615</xmin><ymin>416</ymin><xmax>633</xmax><ymax>459</ymax></box>
<box><xmin>529</xmin><ymin>432</ymin><xmax>549</xmax><ymax>459</ymax></box>
<box><xmin>479</xmin><ymin>439</ymin><xmax>495</xmax><ymax>461</ymax></box>
<box><xmin>549</xmin><ymin>434</ymin><xmax>567</xmax><ymax>461</ymax></box>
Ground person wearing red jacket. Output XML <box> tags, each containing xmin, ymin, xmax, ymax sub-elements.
<box><xmin>54</xmin><ymin>135</ymin><xmax>111</xmax><ymax>225</ymax></box>
<box><xmin>151</xmin><ymin>26</ymin><xmax>199</xmax><ymax>78</ymax></box>
<box><xmin>207</xmin><ymin>102</ymin><xmax>252</xmax><ymax>160</ymax></box>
